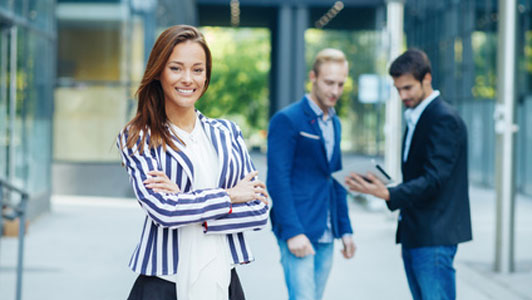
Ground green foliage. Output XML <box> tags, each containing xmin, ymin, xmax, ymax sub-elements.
<box><xmin>471</xmin><ymin>31</ymin><xmax>497</xmax><ymax>100</ymax></box>
<box><xmin>198</xmin><ymin>27</ymin><xmax>270</xmax><ymax>137</ymax></box>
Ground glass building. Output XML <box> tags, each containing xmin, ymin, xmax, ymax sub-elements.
<box><xmin>0</xmin><ymin>0</ymin><xmax>56</xmax><ymax>217</ymax></box>
<box><xmin>53</xmin><ymin>0</ymin><xmax>195</xmax><ymax>196</ymax></box>
<box><xmin>403</xmin><ymin>0</ymin><xmax>532</xmax><ymax>195</ymax></box>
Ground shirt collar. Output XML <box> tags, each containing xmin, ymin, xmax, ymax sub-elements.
<box><xmin>306</xmin><ymin>94</ymin><xmax>336</xmax><ymax>121</ymax></box>
<box><xmin>404</xmin><ymin>90</ymin><xmax>440</xmax><ymax>127</ymax></box>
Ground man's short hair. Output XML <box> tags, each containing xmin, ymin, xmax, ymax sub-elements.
<box><xmin>312</xmin><ymin>48</ymin><xmax>347</xmax><ymax>76</ymax></box>
<box><xmin>389</xmin><ymin>48</ymin><xmax>432</xmax><ymax>82</ymax></box>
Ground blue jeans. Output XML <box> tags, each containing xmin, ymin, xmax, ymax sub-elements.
<box><xmin>277</xmin><ymin>239</ymin><xmax>334</xmax><ymax>300</ymax></box>
<box><xmin>402</xmin><ymin>245</ymin><xmax>458</xmax><ymax>300</ymax></box>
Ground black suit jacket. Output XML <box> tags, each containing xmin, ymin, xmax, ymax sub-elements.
<box><xmin>387</xmin><ymin>96</ymin><xmax>472</xmax><ymax>248</ymax></box>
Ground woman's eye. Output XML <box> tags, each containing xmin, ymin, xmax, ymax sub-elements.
<box><xmin>170</xmin><ymin>66</ymin><xmax>180</xmax><ymax>71</ymax></box>
<box><xmin>194</xmin><ymin>68</ymin><xmax>204</xmax><ymax>73</ymax></box>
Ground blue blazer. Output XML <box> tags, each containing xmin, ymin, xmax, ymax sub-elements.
<box><xmin>387</xmin><ymin>97</ymin><xmax>472</xmax><ymax>247</ymax></box>
<box><xmin>117</xmin><ymin>112</ymin><xmax>269</xmax><ymax>276</ymax></box>
<box><xmin>267</xmin><ymin>97</ymin><xmax>353</xmax><ymax>242</ymax></box>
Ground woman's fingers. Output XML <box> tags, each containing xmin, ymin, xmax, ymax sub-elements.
<box><xmin>255</xmin><ymin>194</ymin><xmax>269</xmax><ymax>205</ymax></box>
<box><xmin>147</xmin><ymin>170</ymin><xmax>168</xmax><ymax>178</ymax></box>
<box><xmin>144</xmin><ymin>177</ymin><xmax>166</xmax><ymax>184</ymax></box>
<box><xmin>144</xmin><ymin>174</ymin><xmax>181</xmax><ymax>193</ymax></box>
<box><xmin>252</xmin><ymin>179</ymin><xmax>266</xmax><ymax>189</ymax></box>
<box><xmin>253</xmin><ymin>186</ymin><xmax>268</xmax><ymax>197</ymax></box>
<box><xmin>145</xmin><ymin>182</ymin><xmax>170</xmax><ymax>189</ymax></box>
<box><xmin>145</xmin><ymin>170</ymin><xmax>170</xmax><ymax>183</ymax></box>
<box><xmin>242</xmin><ymin>171</ymin><xmax>259</xmax><ymax>182</ymax></box>
<box><xmin>144</xmin><ymin>171</ymin><xmax>173</xmax><ymax>185</ymax></box>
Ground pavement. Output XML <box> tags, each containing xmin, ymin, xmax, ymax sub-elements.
<box><xmin>1</xmin><ymin>153</ymin><xmax>531</xmax><ymax>300</ymax></box>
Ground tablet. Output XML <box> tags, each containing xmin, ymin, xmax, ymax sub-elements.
<box><xmin>332</xmin><ymin>159</ymin><xmax>392</xmax><ymax>190</ymax></box>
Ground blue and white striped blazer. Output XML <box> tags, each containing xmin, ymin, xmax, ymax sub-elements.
<box><xmin>117</xmin><ymin>112</ymin><xmax>269</xmax><ymax>276</ymax></box>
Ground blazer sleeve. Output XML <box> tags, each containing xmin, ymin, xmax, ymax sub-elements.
<box><xmin>334</xmin><ymin>178</ymin><xmax>354</xmax><ymax>236</ymax></box>
<box><xmin>332</xmin><ymin>117</ymin><xmax>353</xmax><ymax>236</ymax></box>
<box><xmin>387</xmin><ymin>113</ymin><xmax>464</xmax><ymax>211</ymax></box>
<box><xmin>204</xmin><ymin>121</ymin><xmax>269</xmax><ymax>234</ymax></box>
<box><xmin>267</xmin><ymin>112</ymin><xmax>305</xmax><ymax>240</ymax></box>
<box><xmin>117</xmin><ymin>129</ymin><xmax>232</xmax><ymax>228</ymax></box>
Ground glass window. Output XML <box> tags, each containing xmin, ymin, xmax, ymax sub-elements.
<box><xmin>55</xmin><ymin>18</ymin><xmax>130</xmax><ymax>162</ymax></box>
<box><xmin>54</xmin><ymin>85</ymin><xmax>128</xmax><ymax>162</ymax></box>
<box><xmin>0</xmin><ymin>27</ymin><xmax>7</xmax><ymax>179</ymax></box>
<box><xmin>0</xmin><ymin>0</ymin><xmax>14</xmax><ymax>12</ymax></box>
<box><xmin>517</xmin><ymin>1</ymin><xmax>532</xmax><ymax>195</ymax></box>
<box><xmin>58</xmin><ymin>21</ymin><xmax>121</xmax><ymax>82</ymax></box>
<box><xmin>471</xmin><ymin>31</ymin><xmax>497</xmax><ymax>100</ymax></box>
<box><xmin>12</xmin><ymin>29</ymin><xmax>54</xmax><ymax>193</ymax></box>
<box><xmin>29</xmin><ymin>0</ymin><xmax>55</xmax><ymax>32</ymax></box>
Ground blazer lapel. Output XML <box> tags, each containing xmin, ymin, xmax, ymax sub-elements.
<box><xmin>164</xmin><ymin>128</ymin><xmax>195</xmax><ymax>184</ymax></box>
<box><xmin>302</xmin><ymin>98</ymin><xmax>329</xmax><ymax>163</ymax></box>
<box><xmin>330</xmin><ymin>116</ymin><xmax>341</xmax><ymax>171</ymax></box>
<box><xmin>401</xmin><ymin>127</ymin><xmax>408</xmax><ymax>172</ymax></box>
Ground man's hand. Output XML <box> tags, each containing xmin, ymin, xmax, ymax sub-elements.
<box><xmin>341</xmin><ymin>235</ymin><xmax>356</xmax><ymax>259</ymax></box>
<box><xmin>287</xmin><ymin>234</ymin><xmax>315</xmax><ymax>258</ymax></box>
<box><xmin>345</xmin><ymin>172</ymin><xmax>390</xmax><ymax>201</ymax></box>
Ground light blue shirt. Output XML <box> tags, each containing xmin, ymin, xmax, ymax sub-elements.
<box><xmin>403</xmin><ymin>90</ymin><xmax>440</xmax><ymax>162</ymax></box>
<box><xmin>306</xmin><ymin>95</ymin><xmax>335</xmax><ymax>162</ymax></box>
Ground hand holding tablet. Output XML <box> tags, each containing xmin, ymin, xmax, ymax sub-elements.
<box><xmin>333</xmin><ymin>159</ymin><xmax>392</xmax><ymax>186</ymax></box>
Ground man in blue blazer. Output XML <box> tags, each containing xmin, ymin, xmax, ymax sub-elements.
<box><xmin>346</xmin><ymin>49</ymin><xmax>472</xmax><ymax>300</ymax></box>
<box><xmin>267</xmin><ymin>48</ymin><xmax>356</xmax><ymax>300</ymax></box>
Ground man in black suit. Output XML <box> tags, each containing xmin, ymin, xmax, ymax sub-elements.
<box><xmin>345</xmin><ymin>49</ymin><xmax>472</xmax><ymax>300</ymax></box>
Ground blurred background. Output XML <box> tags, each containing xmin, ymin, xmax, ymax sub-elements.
<box><xmin>1</xmin><ymin>0</ymin><xmax>531</xmax><ymax>208</ymax></box>
<box><xmin>0</xmin><ymin>0</ymin><xmax>531</xmax><ymax>299</ymax></box>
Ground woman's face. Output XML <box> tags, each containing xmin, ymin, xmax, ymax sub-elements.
<box><xmin>160</xmin><ymin>40</ymin><xmax>207</xmax><ymax>113</ymax></box>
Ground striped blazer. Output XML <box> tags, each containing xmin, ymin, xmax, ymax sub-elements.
<box><xmin>117</xmin><ymin>112</ymin><xmax>269</xmax><ymax>276</ymax></box>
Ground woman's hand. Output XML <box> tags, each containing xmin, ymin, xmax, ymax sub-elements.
<box><xmin>226</xmin><ymin>171</ymin><xmax>268</xmax><ymax>205</ymax></box>
<box><xmin>143</xmin><ymin>170</ymin><xmax>180</xmax><ymax>194</ymax></box>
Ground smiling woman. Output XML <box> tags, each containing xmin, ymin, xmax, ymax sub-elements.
<box><xmin>160</xmin><ymin>41</ymin><xmax>207</xmax><ymax>130</ymax></box>
<box><xmin>116</xmin><ymin>25</ymin><xmax>269</xmax><ymax>300</ymax></box>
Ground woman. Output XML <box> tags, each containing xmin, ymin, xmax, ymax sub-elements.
<box><xmin>117</xmin><ymin>25</ymin><xmax>269</xmax><ymax>300</ymax></box>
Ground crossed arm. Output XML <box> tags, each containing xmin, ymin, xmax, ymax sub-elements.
<box><xmin>118</xmin><ymin>129</ymin><xmax>269</xmax><ymax>232</ymax></box>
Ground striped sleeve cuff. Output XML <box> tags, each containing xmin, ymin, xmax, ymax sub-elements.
<box><xmin>203</xmin><ymin>200</ymin><xmax>269</xmax><ymax>234</ymax></box>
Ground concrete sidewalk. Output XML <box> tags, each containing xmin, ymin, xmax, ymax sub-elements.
<box><xmin>1</xmin><ymin>154</ymin><xmax>531</xmax><ymax>299</ymax></box>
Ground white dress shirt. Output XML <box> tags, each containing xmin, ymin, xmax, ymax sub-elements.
<box><xmin>403</xmin><ymin>90</ymin><xmax>440</xmax><ymax>162</ymax></box>
<box><xmin>161</xmin><ymin>115</ymin><xmax>231</xmax><ymax>300</ymax></box>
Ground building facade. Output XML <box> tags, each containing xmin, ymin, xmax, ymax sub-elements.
<box><xmin>0</xmin><ymin>0</ymin><xmax>56</xmax><ymax>217</ymax></box>
<box><xmin>4</xmin><ymin>0</ymin><xmax>530</xmax><ymax>220</ymax></box>
<box><xmin>53</xmin><ymin>0</ymin><xmax>196</xmax><ymax>196</ymax></box>
<box><xmin>404</xmin><ymin>0</ymin><xmax>532</xmax><ymax>195</ymax></box>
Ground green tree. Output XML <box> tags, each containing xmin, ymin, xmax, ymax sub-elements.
<box><xmin>199</xmin><ymin>27</ymin><xmax>270</xmax><ymax>138</ymax></box>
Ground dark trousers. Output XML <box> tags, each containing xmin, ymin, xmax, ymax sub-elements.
<box><xmin>127</xmin><ymin>268</ymin><xmax>246</xmax><ymax>300</ymax></box>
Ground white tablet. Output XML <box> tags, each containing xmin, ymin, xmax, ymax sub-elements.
<box><xmin>332</xmin><ymin>159</ymin><xmax>392</xmax><ymax>190</ymax></box>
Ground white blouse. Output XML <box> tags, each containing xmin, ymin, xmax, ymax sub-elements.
<box><xmin>159</xmin><ymin>115</ymin><xmax>232</xmax><ymax>300</ymax></box>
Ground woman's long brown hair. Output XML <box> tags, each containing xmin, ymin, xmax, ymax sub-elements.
<box><xmin>123</xmin><ymin>25</ymin><xmax>212</xmax><ymax>154</ymax></box>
